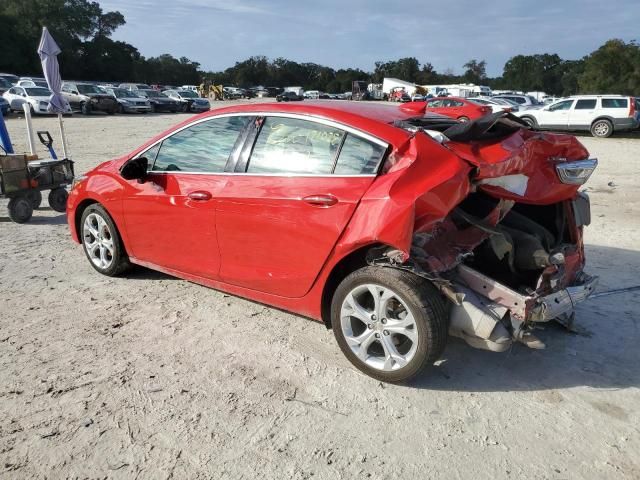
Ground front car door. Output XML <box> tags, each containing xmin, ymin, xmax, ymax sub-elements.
<box><xmin>121</xmin><ymin>115</ymin><xmax>252</xmax><ymax>279</ymax></box>
<box><xmin>8</xmin><ymin>87</ymin><xmax>26</xmax><ymax>110</ymax></box>
<box><xmin>537</xmin><ymin>99</ymin><xmax>575</xmax><ymax>130</ymax></box>
<box><xmin>215</xmin><ymin>114</ymin><xmax>388</xmax><ymax>298</ymax></box>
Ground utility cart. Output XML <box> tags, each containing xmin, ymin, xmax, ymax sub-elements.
<box><xmin>0</xmin><ymin>152</ymin><xmax>74</xmax><ymax>223</ymax></box>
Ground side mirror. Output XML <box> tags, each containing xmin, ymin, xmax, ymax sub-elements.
<box><xmin>72</xmin><ymin>90</ymin><xmax>79</xmax><ymax>95</ymax></box>
<box><xmin>120</xmin><ymin>156</ymin><xmax>148</xmax><ymax>183</ymax></box>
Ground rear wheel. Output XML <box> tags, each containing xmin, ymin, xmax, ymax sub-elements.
<box><xmin>591</xmin><ymin>119</ymin><xmax>613</xmax><ymax>138</ymax></box>
<box><xmin>331</xmin><ymin>266</ymin><xmax>448</xmax><ymax>383</ymax></box>
<box><xmin>48</xmin><ymin>188</ymin><xmax>68</xmax><ymax>212</ymax></box>
<box><xmin>8</xmin><ymin>196</ymin><xmax>33</xmax><ymax>223</ymax></box>
<box><xmin>80</xmin><ymin>204</ymin><xmax>131</xmax><ymax>276</ymax></box>
<box><xmin>520</xmin><ymin>116</ymin><xmax>537</xmax><ymax>127</ymax></box>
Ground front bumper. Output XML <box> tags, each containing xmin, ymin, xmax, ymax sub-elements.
<box><xmin>122</xmin><ymin>104</ymin><xmax>151</xmax><ymax>113</ymax></box>
<box><xmin>190</xmin><ymin>104</ymin><xmax>210</xmax><ymax>112</ymax></box>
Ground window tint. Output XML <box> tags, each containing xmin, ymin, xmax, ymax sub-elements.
<box><xmin>334</xmin><ymin>134</ymin><xmax>385</xmax><ymax>175</ymax></box>
<box><xmin>426</xmin><ymin>99</ymin><xmax>443</xmax><ymax>108</ymax></box>
<box><xmin>601</xmin><ymin>98</ymin><xmax>628</xmax><ymax>108</ymax></box>
<box><xmin>549</xmin><ymin>100</ymin><xmax>573</xmax><ymax>111</ymax></box>
<box><xmin>152</xmin><ymin>116</ymin><xmax>249</xmax><ymax>172</ymax></box>
<box><xmin>575</xmin><ymin>99</ymin><xmax>597</xmax><ymax>110</ymax></box>
<box><xmin>247</xmin><ymin>117</ymin><xmax>343</xmax><ymax>174</ymax></box>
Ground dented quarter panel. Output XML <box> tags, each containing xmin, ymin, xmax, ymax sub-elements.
<box><xmin>447</xmin><ymin>129</ymin><xmax>590</xmax><ymax>204</ymax></box>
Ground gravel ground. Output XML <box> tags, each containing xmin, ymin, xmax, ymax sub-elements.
<box><xmin>1</xmin><ymin>103</ymin><xmax>639</xmax><ymax>479</ymax></box>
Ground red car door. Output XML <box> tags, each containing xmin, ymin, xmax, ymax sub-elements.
<box><xmin>121</xmin><ymin>116</ymin><xmax>251</xmax><ymax>279</ymax></box>
<box><xmin>215</xmin><ymin>115</ymin><xmax>388</xmax><ymax>298</ymax></box>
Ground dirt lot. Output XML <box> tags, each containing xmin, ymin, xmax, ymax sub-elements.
<box><xmin>1</xmin><ymin>103</ymin><xmax>639</xmax><ymax>479</ymax></box>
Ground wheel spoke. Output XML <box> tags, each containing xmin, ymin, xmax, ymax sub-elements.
<box><xmin>380</xmin><ymin>335</ymin><xmax>407</xmax><ymax>370</ymax></box>
<box><xmin>345</xmin><ymin>330</ymin><xmax>377</xmax><ymax>361</ymax></box>
<box><xmin>343</xmin><ymin>292</ymin><xmax>372</xmax><ymax>324</ymax></box>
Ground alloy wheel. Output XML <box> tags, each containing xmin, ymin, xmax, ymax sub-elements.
<box><xmin>83</xmin><ymin>212</ymin><xmax>114</xmax><ymax>270</ymax></box>
<box><xmin>593</xmin><ymin>121</ymin><xmax>610</xmax><ymax>137</ymax></box>
<box><xmin>340</xmin><ymin>283</ymin><xmax>418</xmax><ymax>371</ymax></box>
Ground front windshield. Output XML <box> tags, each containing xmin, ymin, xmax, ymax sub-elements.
<box><xmin>25</xmin><ymin>87</ymin><xmax>52</xmax><ymax>96</ymax></box>
<box><xmin>77</xmin><ymin>84</ymin><xmax>102</xmax><ymax>94</ymax></box>
<box><xmin>112</xmin><ymin>88</ymin><xmax>137</xmax><ymax>98</ymax></box>
<box><xmin>178</xmin><ymin>90</ymin><xmax>198</xmax><ymax>98</ymax></box>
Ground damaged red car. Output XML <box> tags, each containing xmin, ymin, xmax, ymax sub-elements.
<box><xmin>67</xmin><ymin>102</ymin><xmax>598</xmax><ymax>382</ymax></box>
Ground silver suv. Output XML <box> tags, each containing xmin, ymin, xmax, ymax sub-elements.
<box><xmin>492</xmin><ymin>94</ymin><xmax>541</xmax><ymax>110</ymax></box>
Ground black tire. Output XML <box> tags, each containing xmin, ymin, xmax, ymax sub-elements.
<box><xmin>591</xmin><ymin>119</ymin><xmax>613</xmax><ymax>138</ymax></box>
<box><xmin>81</xmin><ymin>102</ymin><xmax>91</xmax><ymax>115</ymax></box>
<box><xmin>170</xmin><ymin>108</ymin><xmax>177</xmax><ymax>113</ymax></box>
<box><xmin>117</xmin><ymin>104</ymin><xmax>125</xmax><ymax>114</ymax></box>
<box><xmin>8</xmin><ymin>196</ymin><xmax>33</xmax><ymax>223</ymax></box>
<box><xmin>520</xmin><ymin>116</ymin><xmax>537</xmax><ymax>128</ymax></box>
<box><xmin>48</xmin><ymin>188</ymin><xmax>68</xmax><ymax>213</ymax></box>
<box><xmin>26</xmin><ymin>189</ymin><xmax>42</xmax><ymax>208</ymax></box>
<box><xmin>150</xmin><ymin>104</ymin><xmax>156</xmax><ymax>113</ymax></box>
<box><xmin>181</xmin><ymin>103</ymin><xmax>189</xmax><ymax>112</ymax></box>
<box><xmin>80</xmin><ymin>204</ymin><xmax>131</xmax><ymax>276</ymax></box>
<box><xmin>331</xmin><ymin>266</ymin><xmax>448</xmax><ymax>383</ymax></box>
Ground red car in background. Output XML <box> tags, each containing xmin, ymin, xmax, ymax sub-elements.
<box><xmin>420</xmin><ymin>96</ymin><xmax>492</xmax><ymax>122</ymax></box>
<box><xmin>67</xmin><ymin>102</ymin><xmax>598</xmax><ymax>383</ymax></box>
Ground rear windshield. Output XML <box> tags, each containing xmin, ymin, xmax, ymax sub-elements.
<box><xmin>602</xmin><ymin>98</ymin><xmax>628</xmax><ymax>108</ymax></box>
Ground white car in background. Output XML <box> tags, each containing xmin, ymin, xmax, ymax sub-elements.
<box><xmin>516</xmin><ymin>95</ymin><xmax>640</xmax><ymax>138</ymax></box>
<box><xmin>468</xmin><ymin>97</ymin><xmax>519</xmax><ymax>113</ymax></box>
<box><xmin>16</xmin><ymin>79</ymin><xmax>49</xmax><ymax>89</ymax></box>
<box><xmin>2</xmin><ymin>85</ymin><xmax>60</xmax><ymax>114</ymax></box>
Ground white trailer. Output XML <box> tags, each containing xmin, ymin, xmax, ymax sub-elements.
<box><xmin>284</xmin><ymin>86</ymin><xmax>304</xmax><ymax>97</ymax></box>
<box><xmin>382</xmin><ymin>78</ymin><xmax>417</xmax><ymax>96</ymax></box>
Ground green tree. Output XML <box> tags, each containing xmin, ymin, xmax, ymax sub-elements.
<box><xmin>578</xmin><ymin>39</ymin><xmax>640</xmax><ymax>95</ymax></box>
<box><xmin>462</xmin><ymin>59</ymin><xmax>487</xmax><ymax>84</ymax></box>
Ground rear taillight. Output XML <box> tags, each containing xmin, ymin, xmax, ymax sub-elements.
<box><xmin>556</xmin><ymin>158</ymin><xmax>598</xmax><ymax>185</ymax></box>
<box><xmin>629</xmin><ymin>97</ymin><xmax>636</xmax><ymax>118</ymax></box>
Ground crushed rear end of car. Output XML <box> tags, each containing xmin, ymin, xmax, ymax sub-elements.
<box><xmin>366</xmin><ymin>111</ymin><xmax>598</xmax><ymax>352</ymax></box>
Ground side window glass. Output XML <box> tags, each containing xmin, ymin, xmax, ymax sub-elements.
<box><xmin>152</xmin><ymin>116</ymin><xmax>249</xmax><ymax>172</ymax></box>
<box><xmin>141</xmin><ymin>144</ymin><xmax>160</xmax><ymax>169</ymax></box>
<box><xmin>575</xmin><ymin>99</ymin><xmax>597</xmax><ymax>110</ymax></box>
<box><xmin>549</xmin><ymin>100</ymin><xmax>573</xmax><ymax>111</ymax></box>
<box><xmin>601</xmin><ymin>98</ymin><xmax>628</xmax><ymax>108</ymax></box>
<box><xmin>247</xmin><ymin>117</ymin><xmax>343</xmax><ymax>174</ymax></box>
<box><xmin>334</xmin><ymin>134</ymin><xmax>386</xmax><ymax>175</ymax></box>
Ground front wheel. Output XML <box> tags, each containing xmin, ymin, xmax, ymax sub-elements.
<box><xmin>48</xmin><ymin>188</ymin><xmax>68</xmax><ymax>212</ymax></box>
<box><xmin>81</xmin><ymin>102</ymin><xmax>91</xmax><ymax>115</ymax></box>
<box><xmin>520</xmin><ymin>116</ymin><xmax>537</xmax><ymax>128</ymax></box>
<box><xmin>8</xmin><ymin>196</ymin><xmax>33</xmax><ymax>223</ymax></box>
<box><xmin>27</xmin><ymin>189</ymin><xmax>42</xmax><ymax>208</ymax></box>
<box><xmin>457</xmin><ymin>116</ymin><xmax>470</xmax><ymax>123</ymax></box>
<box><xmin>331</xmin><ymin>266</ymin><xmax>448</xmax><ymax>383</ymax></box>
<box><xmin>80</xmin><ymin>204</ymin><xmax>131</xmax><ymax>276</ymax></box>
<box><xmin>591</xmin><ymin>119</ymin><xmax>613</xmax><ymax>138</ymax></box>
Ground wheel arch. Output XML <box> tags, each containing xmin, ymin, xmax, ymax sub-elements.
<box><xmin>74</xmin><ymin>199</ymin><xmax>130</xmax><ymax>255</ymax></box>
<box><xmin>590</xmin><ymin>116</ymin><xmax>615</xmax><ymax>127</ymax></box>
<box><xmin>320</xmin><ymin>242</ymin><xmax>390</xmax><ymax>328</ymax></box>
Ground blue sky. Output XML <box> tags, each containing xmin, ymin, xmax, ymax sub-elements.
<box><xmin>100</xmin><ymin>0</ymin><xmax>638</xmax><ymax>76</ymax></box>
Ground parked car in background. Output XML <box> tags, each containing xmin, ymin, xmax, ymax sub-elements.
<box><xmin>61</xmin><ymin>82</ymin><xmax>119</xmax><ymax>115</ymax></box>
<box><xmin>163</xmin><ymin>89</ymin><xmax>210</xmax><ymax>112</ymax></box>
<box><xmin>118</xmin><ymin>83</ymin><xmax>151</xmax><ymax>92</ymax></box>
<box><xmin>276</xmin><ymin>91</ymin><xmax>304</xmax><ymax>102</ymax></box>
<box><xmin>67</xmin><ymin>102</ymin><xmax>598</xmax><ymax>382</ymax></box>
<box><xmin>516</xmin><ymin>95</ymin><xmax>639</xmax><ymax>137</ymax></box>
<box><xmin>105</xmin><ymin>88</ymin><xmax>152</xmax><ymax>114</ymax></box>
<box><xmin>423</xmin><ymin>96</ymin><xmax>492</xmax><ymax>121</ymax></box>
<box><xmin>2</xmin><ymin>86</ymin><xmax>57</xmax><ymax>114</ymax></box>
<box><xmin>0</xmin><ymin>77</ymin><xmax>13</xmax><ymax>95</ymax></box>
<box><xmin>0</xmin><ymin>73</ymin><xmax>19</xmax><ymax>85</ymax></box>
<box><xmin>181</xmin><ymin>85</ymin><xmax>198</xmax><ymax>92</ymax></box>
<box><xmin>138</xmin><ymin>89</ymin><xmax>180</xmax><ymax>112</ymax></box>
<box><xmin>17</xmin><ymin>78</ymin><xmax>49</xmax><ymax>88</ymax></box>
<box><xmin>0</xmin><ymin>96</ymin><xmax>10</xmax><ymax>115</ymax></box>
<box><xmin>492</xmin><ymin>94</ymin><xmax>541</xmax><ymax>110</ymax></box>
<box><xmin>468</xmin><ymin>97</ymin><xmax>519</xmax><ymax>113</ymax></box>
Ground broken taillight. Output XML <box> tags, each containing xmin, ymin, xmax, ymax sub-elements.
<box><xmin>555</xmin><ymin>158</ymin><xmax>598</xmax><ymax>185</ymax></box>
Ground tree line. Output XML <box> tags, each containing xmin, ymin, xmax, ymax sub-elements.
<box><xmin>1</xmin><ymin>0</ymin><xmax>639</xmax><ymax>95</ymax></box>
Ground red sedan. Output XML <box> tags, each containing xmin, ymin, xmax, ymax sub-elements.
<box><xmin>419</xmin><ymin>96</ymin><xmax>492</xmax><ymax>122</ymax></box>
<box><xmin>68</xmin><ymin>103</ymin><xmax>598</xmax><ymax>382</ymax></box>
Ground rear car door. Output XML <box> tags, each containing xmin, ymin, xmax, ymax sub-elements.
<box><xmin>215</xmin><ymin>115</ymin><xmax>387</xmax><ymax>298</ymax></box>
<box><xmin>121</xmin><ymin>115</ymin><xmax>252</xmax><ymax>279</ymax></box>
<box><xmin>568</xmin><ymin>98</ymin><xmax>597</xmax><ymax>129</ymax></box>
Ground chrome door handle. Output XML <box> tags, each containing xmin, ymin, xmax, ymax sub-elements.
<box><xmin>187</xmin><ymin>190</ymin><xmax>212</xmax><ymax>201</ymax></box>
<box><xmin>302</xmin><ymin>194</ymin><xmax>338</xmax><ymax>207</ymax></box>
